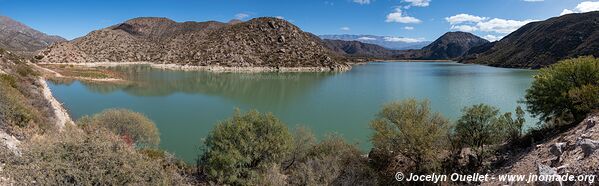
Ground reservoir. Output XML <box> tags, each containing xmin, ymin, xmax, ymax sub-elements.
<box><xmin>48</xmin><ymin>62</ymin><xmax>536</xmax><ymax>162</ymax></box>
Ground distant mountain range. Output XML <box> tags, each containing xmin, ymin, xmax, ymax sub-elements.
<box><xmin>0</xmin><ymin>16</ymin><xmax>66</xmax><ymax>55</ymax></box>
<box><xmin>323</xmin><ymin>32</ymin><xmax>489</xmax><ymax>60</ymax></box>
<box><xmin>462</xmin><ymin>11</ymin><xmax>599</xmax><ymax>68</ymax></box>
<box><xmin>319</xmin><ymin>34</ymin><xmax>430</xmax><ymax>50</ymax></box>
<box><xmin>37</xmin><ymin>17</ymin><xmax>349</xmax><ymax>70</ymax></box>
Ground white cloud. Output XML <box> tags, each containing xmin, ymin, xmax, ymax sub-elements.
<box><xmin>275</xmin><ymin>16</ymin><xmax>285</xmax><ymax>19</ymax></box>
<box><xmin>358</xmin><ymin>37</ymin><xmax>377</xmax><ymax>40</ymax></box>
<box><xmin>384</xmin><ymin>36</ymin><xmax>425</xmax><ymax>43</ymax></box>
<box><xmin>523</xmin><ymin>0</ymin><xmax>544</xmax><ymax>2</ymax></box>
<box><xmin>450</xmin><ymin>25</ymin><xmax>478</xmax><ymax>32</ymax></box>
<box><xmin>482</xmin><ymin>35</ymin><xmax>503</xmax><ymax>41</ymax></box>
<box><xmin>445</xmin><ymin>13</ymin><xmax>536</xmax><ymax>34</ymax></box>
<box><xmin>561</xmin><ymin>1</ymin><xmax>599</xmax><ymax>15</ymax></box>
<box><xmin>404</xmin><ymin>26</ymin><xmax>414</xmax><ymax>30</ymax></box>
<box><xmin>340</xmin><ymin>27</ymin><xmax>351</xmax><ymax>31</ymax></box>
<box><xmin>235</xmin><ymin>13</ymin><xmax>250</xmax><ymax>20</ymax></box>
<box><xmin>403</xmin><ymin>0</ymin><xmax>431</xmax><ymax>7</ymax></box>
<box><xmin>476</xmin><ymin>18</ymin><xmax>536</xmax><ymax>34</ymax></box>
<box><xmin>445</xmin><ymin>14</ymin><xmax>487</xmax><ymax>25</ymax></box>
<box><xmin>386</xmin><ymin>8</ymin><xmax>422</xmax><ymax>23</ymax></box>
<box><xmin>353</xmin><ymin>0</ymin><xmax>371</xmax><ymax>5</ymax></box>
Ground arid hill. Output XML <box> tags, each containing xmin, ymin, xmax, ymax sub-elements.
<box><xmin>462</xmin><ymin>11</ymin><xmax>599</xmax><ymax>68</ymax></box>
<box><xmin>0</xmin><ymin>16</ymin><xmax>65</xmax><ymax>55</ymax></box>
<box><xmin>37</xmin><ymin>17</ymin><xmax>349</xmax><ymax>70</ymax></box>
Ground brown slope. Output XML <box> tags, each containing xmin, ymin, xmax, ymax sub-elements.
<box><xmin>37</xmin><ymin>17</ymin><xmax>349</xmax><ymax>70</ymax></box>
<box><xmin>0</xmin><ymin>16</ymin><xmax>66</xmax><ymax>55</ymax></box>
<box><xmin>462</xmin><ymin>11</ymin><xmax>599</xmax><ymax>68</ymax></box>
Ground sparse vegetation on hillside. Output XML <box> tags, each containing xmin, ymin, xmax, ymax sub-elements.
<box><xmin>77</xmin><ymin>109</ymin><xmax>160</xmax><ymax>148</ymax></box>
<box><xmin>0</xmin><ymin>125</ymin><xmax>189</xmax><ymax>185</ymax></box>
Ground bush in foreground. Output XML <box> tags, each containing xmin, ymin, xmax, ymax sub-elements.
<box><xmin>199</xmin><ymin>110</ymin><xmax>293</xmax><ymax>185</ymax></box>
<box><xmin>284</xmin><ymin>134</ymin><xmax>377</xmax><ymax>186</ymax></box>
<box><xmin>525</xmin><ymin>56</ymin><xmax>599</xmax><ymax>124</ymax></box>
<box><xmin>78</xmin><ymin>109</ymin><xmax>160</xmax><ymax>147</ymax></box>
<box><xmin>453</xmin><ymin>104</ymin><xmax>525</xmax><ymax>169</ymax></box>
<box><xmin>370</xmin><ymin>99</ymin><xmax>450</xmax><ymax>174</ymax></box>
<box><xmin>0</xmin><ymin>126</ymin><xmax>188</xmax><ymax>185</ymax></box>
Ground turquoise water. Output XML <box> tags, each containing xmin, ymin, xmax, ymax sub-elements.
<box><xmin>47</xmin><ymin>62</ymin><xmax>537</xmax><ymax>162</ymax></box>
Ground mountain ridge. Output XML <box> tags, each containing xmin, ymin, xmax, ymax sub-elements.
<box><xmin>461</xmin><ymin>11</ymin><xmax>599</xmax><ymax>68</ymax></box>
<box><xmin>0</xmin><ymin>16</ymin><xmax>66</xmax><ymax>55</ymax></box>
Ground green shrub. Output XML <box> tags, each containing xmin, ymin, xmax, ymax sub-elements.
<box><xmin>15</xmin><ymin>64</ymin><xmax>39</xmax><ymax>77</ymax></box>
<box><xmin>525</xmin><ymin>56</ymin><xmax>599</xmax><ymax>124</ymax></box>
<box><xmin>0</xmin><ymin>126</ymin><xmax>188</xmax><ymax>185</ymax></box>
<box><xmin>286</xmin><ymin>134</ymin><xmax>377</xmax><ymax>186</ymax></box>
<box><xmin>199</xmin><ymin>109</ymin><xmax>293</xmax><ymax>185</ymax></box>
<box><xmin>370</xmin><ymin>99</ymin><xmax>450</xmax><ymax>173</ymax></box>
<box><xmin>454</xmin><ymin>104</ymin><xmax>519</xmax><ymax>168</ymax></box>
<box><xmin>78</xmin><ymin>109</ymin><xmax>160</xmax><ymax>148</ymax></box>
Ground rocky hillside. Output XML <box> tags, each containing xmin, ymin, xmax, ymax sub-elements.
<box><xmin>462</xmin><ymin>11</ymin><xmax>599</xmax><ymax>68</ymax></box>
<box><xmin>37</xmin><ymin>17</ymin><xmax>349</xmax><ymax>70</ymax></box>
<box><xmin>319</xmin><ymin>34</ymin><xmax>430</xmax><ymax>50</ymax></box>
<box><xmin>489</xmin><ymin>113</ymin><xmax>599</xmax><ymax>185</ymax></box>
<box><xmin>0</xmin><ymin>16</ymin><xmax>66</xmax><ymax>55</ymax></box>
<box><xmin>418</xmin><ymin>31</ymin><xmax>489</xmax><ymax>60</ymax></box>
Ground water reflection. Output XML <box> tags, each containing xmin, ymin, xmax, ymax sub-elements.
<box><xmin>79</xmin><ymin>65</ymin><xmax>336</xmax><ymax>107</ymax></box>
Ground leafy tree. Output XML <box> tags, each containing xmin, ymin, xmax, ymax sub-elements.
<box><xmin>78</xmin><ymin>109</ymin><xmax>160</xmax><ymax>148</ymax></box>
<box><xmin>370</xmin><ymin>99</ymin><xmax>450</xmax><ymax>173</ymax></box>
<box><xmin>454</xmin><ymin>104</ymin><xmax>515</xmax><ymax>167</ymax></box>
<box><xmin>525</xmin><ymin>56</ymin><xmax>599</xmax><ymax>124</ymax></box>
<box><xmin>199</xmin><ymin>110</ymin><xmax>293</xmax><ymax>185</ymax></box>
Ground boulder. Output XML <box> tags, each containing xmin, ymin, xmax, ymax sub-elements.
<box><xmin>576</xmin><ymin>138</ymin><xmax>599</xmax><ymax>157</ymax></box>
<box><xmin>536</xmin><ymin>162</ymin><xmax>562</xmax><ymax>186</ymax></box>
<box><xmin>549</xmin><ymin>143</ymin><xmax>566</xmax><ymax>157</ymax></box>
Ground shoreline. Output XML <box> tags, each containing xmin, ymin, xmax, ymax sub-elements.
<box><xmin>37</xmin><ymin>62</ymin><xmax>353</xmax><ymax>73</ymax></box>
<box><xmin>38</xmin><ymin>78</ymin><xmax>74</xmax><ymax>130</ymax></box>
<box><xmin>377</xmin><ymin>59</ymin><xmax>454</xmax><ymax>62</ymax></box>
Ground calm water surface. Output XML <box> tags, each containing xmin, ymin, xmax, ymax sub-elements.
<box><xmin>48</xmin><ymin>62</ymin><xmax>537</xmax><ymax>162</ymax></box>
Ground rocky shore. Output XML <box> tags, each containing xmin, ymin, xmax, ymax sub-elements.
<box><xmin>38</xmin><ymin>62</ymin><xmax>352</xmax><ymax>73</ymax></box>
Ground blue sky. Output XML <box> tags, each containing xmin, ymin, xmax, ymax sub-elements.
<box><xmin>0</xmin><ymin>0</ymin><xmax>596</xmax><ymax>41</ymax></box>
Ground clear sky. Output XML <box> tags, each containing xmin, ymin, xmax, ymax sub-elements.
<box><xmin>0</xmin><ymin>0</ymin><xmax>596</xmax><ymax>41</ymax></box>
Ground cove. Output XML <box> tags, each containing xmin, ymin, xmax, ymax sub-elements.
<box><xmin>47</xmin><ymin>62</ymin><xmax>537</xmax><ymax>162</ymax></box>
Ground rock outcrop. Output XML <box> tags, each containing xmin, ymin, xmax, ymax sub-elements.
<box><xmin>0</xmin><ymin>16</ymin><xmax>66</xmax><ymax>55</ymax></box>
<box><xmin>462</xmin><ymin>11</ymin><xmax>599</xmax><ymax>68</ymax></box>
<box><xmin>490</xmin><ymin>113</ymin><xmax>599</xmax><ymax>185</ymax></box>
<box><xmin>37</xmin><ymin>17</ymin><xmax>350</xmax><ymax>71</ymax></box>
